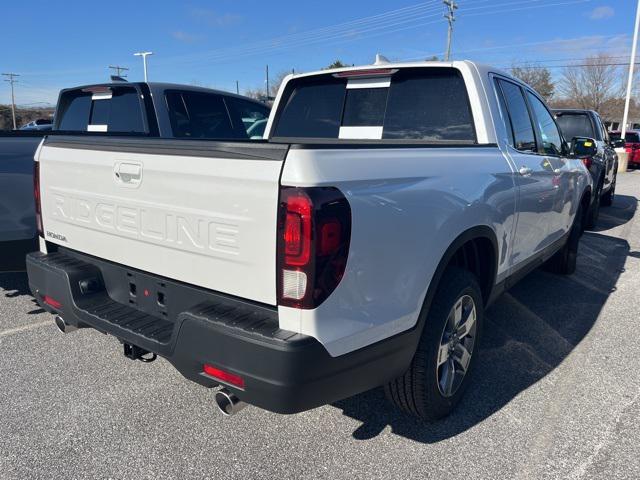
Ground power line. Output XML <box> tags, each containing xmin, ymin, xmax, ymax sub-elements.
<box><xmin>156</xmin><ymin>1</ymin><xmax>448</xmax><ymax>67</ymax></box>
<box><xmin>161</xmin><ymin>0</ymin><xmax>590</xmax><ymax>68</ymax></box>
<box><xmin>2</xmin><ymin>73</ymin><xmax>20</xmax><ymax>130</ymax></box>
<box><xmin>444</xmin><ymin>0</ymin><xmax>458</xmax><ymax>61</ymax></box>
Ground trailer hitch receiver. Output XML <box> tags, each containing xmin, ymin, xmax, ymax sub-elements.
<box><xmin>123</xmin><ymin>343</ymin><xmax>157</xmax><ymax>363</ymax></box>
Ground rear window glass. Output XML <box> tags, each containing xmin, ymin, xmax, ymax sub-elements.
<box><xmin>90</xmin><ymin>99</ymin><xmax>110</xmax><ymax>125</ymax></box>
<box><xmin>272</xmin><ymin>68</ymin><xmax>475</xmax><ymax>142</ymax></box>
<box><xmin>57</xmin><ymin>86</ymin><xmax>145</xmax><ymax>133</ymax></box>
<box><xmin>342</xmin><ymin>88</ymin><xmax>388</xmax><ymax>126</ymax></box>
<box><xmin>273</xmin><ymin>79</ymin><xmax>346</xmax><ymax>138</ymax></box>
<box><xmin>555</xmin><ymin>113</ymin><xmax>595</xmax><ymax>141</ymax></box>
<box><xmin>56</xmin><ymin>91</ymin><xmax>92</xmax><ymax>130</ymax></box>
<box><xmin>108</xmin><ymin>89</ymin><xmax>145</xmax><ymax>132</ymax></box>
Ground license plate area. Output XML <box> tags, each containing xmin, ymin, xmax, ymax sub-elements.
<box><xmin>126</xmin><ymin>271</ymin><xmax>169</xmax><ymax>319</ymax></box>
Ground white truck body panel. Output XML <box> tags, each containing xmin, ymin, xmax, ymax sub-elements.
<box><xmin>277</xmin><ymin>145</ymin><xmax>518</xmax><ymax>355</ymax></box>
<box><xmin>38</xmin><ymin>144</ymin><xmax>283</xmax><ymax>305</ymax></box>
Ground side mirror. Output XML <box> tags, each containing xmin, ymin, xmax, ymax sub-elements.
<box><xmin>611</xmin><ymin>138</ymin><xmax>625</xmax><ymax>149</ymax></box>
<box><xmin>570</xmin><ymin>137</ymin><xmax>597</xmax><ymax>158</ymax></box>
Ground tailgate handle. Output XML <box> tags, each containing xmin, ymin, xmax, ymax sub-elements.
<box><xmin>114</xmin><ymin>162</ymin><xmax>143</xmax><ymax>187</ymax></box>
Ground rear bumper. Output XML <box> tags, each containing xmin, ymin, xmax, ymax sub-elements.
<box><xmin>26</xmin><ymin>249</ymin><xmax>415</xmax><ymax>414</ymax></box>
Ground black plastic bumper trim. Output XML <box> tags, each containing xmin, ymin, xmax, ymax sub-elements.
<box><xmin>26</xmin><ymin>250</ymin><xmax>417</xmax><ymax>414</ymax></box>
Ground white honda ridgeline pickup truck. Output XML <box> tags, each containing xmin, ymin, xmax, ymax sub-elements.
<box><xmin>27</xmin><ymin>61</ymin><xmax>594</xmax><ymax>420</ymax></box>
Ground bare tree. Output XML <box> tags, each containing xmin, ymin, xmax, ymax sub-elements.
<box><xmin>510</xmin><ymin>64</ymin><xmax>555</xmax><ymax>101</ymax></box>
<box><xmin>559</xmin><ymin>54</ymin><xmax>624</xmax><ymax>112</ymax></box>
<box><xmin>324</xmin><ymin>60</ymin><xmax>349</xmax><ymax>69</ymax></box>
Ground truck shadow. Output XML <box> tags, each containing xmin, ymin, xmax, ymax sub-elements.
<box><xmin>0</xmin><ymin>271</ymin><xmax>44</xmax><ymax>314</ymax></box>
<box><xmin>332</xmin><ymin>196</ymin><xmax>635</xmax><ymax>442</ymax></box>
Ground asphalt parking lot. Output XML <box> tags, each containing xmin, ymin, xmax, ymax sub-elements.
<box><xmin>1</xmin><ymin>172</ymin><xmax>639</xmax><ymax>480</ymax></box>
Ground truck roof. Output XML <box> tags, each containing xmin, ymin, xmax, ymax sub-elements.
<box><xmin>58</xmin><ymin>81</ymin><xmax>268</xmax><ymax>106</ymax></box>
<box><xmin>281</xmin><ymin>59</ymin><xmax>513</xmax><ymax>84</ymax></box>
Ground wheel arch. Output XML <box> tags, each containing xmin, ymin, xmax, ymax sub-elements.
<box><xmin>420</xmin><ymin>225</ymin><xmax>499</xmax><ymax>327</ymax></box>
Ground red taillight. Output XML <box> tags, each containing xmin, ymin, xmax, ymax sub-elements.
<box><xmin>203</xmin><ymin>364</ymin><xmax>245</xmax><ymax>389</ymax></box>
<box><xmin>34</xmin><ymin>161</ymin><xmax>43</xmax><ymax>237</ymax></box>
<box><xmin>581</xmin><ymin>157</ymin><xmax>593</xmax><ymax>169</ymax></box>
<box><xmin>43</xmin><ymin>295</ymin><xmax>62</xmax><ymax>310</ymax></box>
<box><xmin>283</xmin><ymin>192</ymin><xmax>312</xmax><ymax>266</ymax></box>
<box><xmin>277</xmin><ymin>186</ymin><xmax>351</xmax><ymax>309</ymax></box>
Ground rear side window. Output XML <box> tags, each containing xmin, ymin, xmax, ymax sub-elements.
<box><xmin>273</xmin><ymin>68</ymin><xmax>476</xmax><ymax>142</ymax></box>
<box><xmin>224</xmin><ymin>96</ymin><xmax>270</xmax><ymax>139</ymax></box>
<box><xmin>496</xmin><ymin>79</ymin><xmax>536</xmax><ymax>152</ymax></box>
<box><xmin>166</xmin><ymin>91</ymin><xmax>243</xmax><ymax>139</ymax></box>
<box><xmin>555</xmin><ymin>113</ymin><xmax>595</xmax><ymax>142</ymax></box>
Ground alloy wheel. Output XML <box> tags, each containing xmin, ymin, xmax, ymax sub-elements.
<box><xmin>436</xmin><ymin>294</ymin><xmax>477</xmax><ymax>397</ymax></box>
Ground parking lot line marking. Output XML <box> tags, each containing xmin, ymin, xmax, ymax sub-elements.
<box><xmin>0</xmin><ymin>320</ymin><xmax>51</xmax><ymax>338</ymax></box>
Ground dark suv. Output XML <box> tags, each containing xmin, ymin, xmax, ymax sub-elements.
<box><xmin>554</xmin><ymin>109</ymin><xmax>618</xmax><ymax>226</ymax></box>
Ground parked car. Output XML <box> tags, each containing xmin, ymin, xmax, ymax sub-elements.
<box><xmin>610</xmin><ymin>130</ymin><xmax>640</xmax><ymax>168</ymax></box>
<box><xmin>0</xmin><ymin>83</ymin><xmax>270</xmax><ymax>266</ymax></box>
<box><xmin>553</xmin><ymin>109</ymin><xmax>618</xmax><ymax>227</ymax></box>
<box><xmin>20</xmin><ymin>119</ymin><xmax>53</xmax><ymax>131</ymax></box>
<box><xmin>27</xmin><ymin>61</ymin><xmax>593</xmax><ymax>420</ymax></box>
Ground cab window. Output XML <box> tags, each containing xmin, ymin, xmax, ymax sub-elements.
<box><xmin>495</xmin><ymin>79</ymin><xmax>536</xmax><ymax>152</ymax></box>
<box><xmin>526</xmin><ymin>91</ymin><xmax>563</xmax><ymax>156</ymax></box>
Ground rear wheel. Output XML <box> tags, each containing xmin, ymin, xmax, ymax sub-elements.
<box><xmin>601</xmin><ymin>174</ymin><xmax>616</xmax><ymax>207</ymax></box>
<box><xmin>544</xmin><ymin>204</ymin><xmax>583</xmax><ymax>275</ymax></box>
<box><xmin>384</xmin><ymin>267</ymin><xmax>483</xmax><ymax>420</ymax></box>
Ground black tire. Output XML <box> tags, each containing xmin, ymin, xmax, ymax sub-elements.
<box><xmin>601</xmin><ymin>174</ymin><xmax>616</xmax><ymax>207</ymax></box>
<box><xmin>585</xmin><ymin>181</ymin><xmax>601</xmax><ymax>229</ymax></box>
<box><xmin>384</xmin><ymin>267</ymin><xmax>484</xmax><ymax>421</ymax></box>
<box><xmin>544</xmin><ymin>204</ymin><xmax>583</xmax><ymax>275</ymax></box>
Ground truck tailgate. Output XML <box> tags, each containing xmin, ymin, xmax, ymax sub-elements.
<box><xmin>37</xmin><ymin>136</ymin><xmax>288</xmax><ymax>305</ymax></box>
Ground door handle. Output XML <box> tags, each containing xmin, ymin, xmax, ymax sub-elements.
<box><xmin>519</xmin><ymin>166</ymin><xmax>533</xmax><ymax>176</ymax></box>
<box><xmin>114</xmin><ymin>162</ymin><xmax>143</xmax><ymax>187</ymax></box>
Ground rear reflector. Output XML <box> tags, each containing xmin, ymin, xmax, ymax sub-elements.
<box><xmin>203</xmin><ymin>364</ymin><xmax>245</xmax><ymax>389</ymax></box>
<box><xmin>43</xmin><ymin>295</ymin><xmax>62</xmax><ymax>310</ymax></box>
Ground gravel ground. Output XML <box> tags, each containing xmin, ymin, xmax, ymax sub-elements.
<box><xmin>1</xmin><ymin>171</ymin><xmax>639</xmax><ymax>480</ymax></box>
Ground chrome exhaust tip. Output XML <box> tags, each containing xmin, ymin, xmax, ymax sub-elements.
<box><xmin>54</xmin><ymin>315</ymin><xmax>78</xmax><ymax>334</ymax></box>
<box><xmin>214</xmin><ymin>388</ymin><xmax>247</xmax><ymax>416</ymax></box>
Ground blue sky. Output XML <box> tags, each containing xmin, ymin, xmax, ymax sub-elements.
<box><xmin>1</xmin><ymin>0</ymin><xmax>637</xmax><ymax>105</ymax></box>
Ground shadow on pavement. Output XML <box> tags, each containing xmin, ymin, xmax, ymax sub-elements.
<box><xmin>591</xmin><ymin>194</ymin><xmax>637</xmax><ymax>232</ymax></box>
<box><xmin>333</xmin><ymin>194</ymin><xmax>635</xmax><ymax>442</ymax></box>
<box><xmin>0</xmin><ymin>271</ymin><xmax>43</xmax><ymax>314</ymax></box>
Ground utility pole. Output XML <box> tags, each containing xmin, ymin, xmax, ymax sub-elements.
<box><xmin>443</xmin><ymin>0</ymin><xmax>458</xmax><ymax>61</ymax></box>
<box><xmin>2</xmin><ymin>73</ymin><xmax>19</xmax><ymax>130</ymax></box>
<box><xmin>108</xmin><ymin>65</ymin><xmax>129</xmax><ymax>78</ymax></box>
<box><xmin>133</xmin><ymin>52</ymin><xmax>153</xmax><ymax>82</ymax></box>
<box><xmin>236</xmin><ymin>80</ymin><xmax>239</xmax><ymax>95</ymax></box>
<box><xmin>266</xmin><ymin>64</ymin><xmax>270</xmax><ymax>100</ymax></box>
<box><xmin>622</xmin><ymin>0</ymin><xmax>640</xmax><ymax>139</ymax></box>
